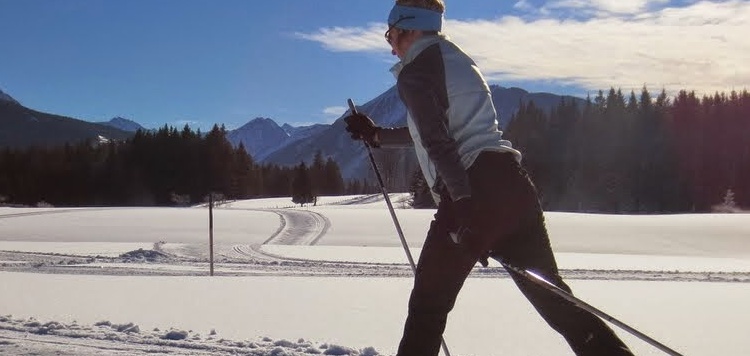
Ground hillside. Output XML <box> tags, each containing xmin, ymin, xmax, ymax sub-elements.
<box><xmin>0</xmin><ymin>98</ymin><xmax>132</xmax><ymax>148</ymax></box>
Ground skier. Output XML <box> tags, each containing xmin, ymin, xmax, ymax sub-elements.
<box><xmin>343</xmin><ymin>1</ymin><xmax>634</xmax><ymax>355</ymax></box>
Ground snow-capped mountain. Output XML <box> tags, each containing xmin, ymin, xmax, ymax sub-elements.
<box><xmin>97</xmin><ymin>117</ymin><xmax>145</xmax><ymax>132</ymax></box>
<box><xmin>0</xmin><ymin>88</ymin><xmax>20</xmax><ymax>105</ymax></box>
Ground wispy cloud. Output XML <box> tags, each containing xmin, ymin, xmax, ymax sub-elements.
<box><xmin>318</xmin><ymin>105</ymin><xmax>348</xmax><ymax>123</ymax></box>
<box><xmin>513</xmin><ymin>0</ymin><xmax>535</xmax><ymax>12</ymax></box>
<box><xmin>295</xmin><ymin>24</ymin><xmax>390</xmax><ymax>53</ymax></box>
<box><xmin>298</xmin><ymin>0</ymin><xmax>749</xmax><ymax>95</ymax></box>
<box><xmin>323</xmin><ymin>106</ymin><xmax>347</xmax><ymax>118</ymax></box>
<box><xmin>545</xmin><ymin>0</ymin><xmax>671</xmax><ymax>15</ymax></box>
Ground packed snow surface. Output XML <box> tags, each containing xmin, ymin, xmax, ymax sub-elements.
<box><xmin>1</xmin><ymin>194</ymin><xmax>749</xmax><ymax>355</ymax></box>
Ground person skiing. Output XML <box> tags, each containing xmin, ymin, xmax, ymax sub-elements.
<box><xmin>343</xmin><ymin>1</ymin><xmax>634</xmax><ymax>355</ymax></box>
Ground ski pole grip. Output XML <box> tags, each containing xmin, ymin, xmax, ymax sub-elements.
<box><xmin>347</xmin><ymin>98</ymin><xmax>358</xmax><ymax>115</ymax></box>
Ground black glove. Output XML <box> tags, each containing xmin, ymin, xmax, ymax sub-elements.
<box><xmin>450</xmin><ymin>197</ymin><xmax>490</xmax><ymax>267</ymax></box>
<box><xmin>344</xmin><ymin>113</ymin><xmax>381</xmax><ymax>147</ymax></box>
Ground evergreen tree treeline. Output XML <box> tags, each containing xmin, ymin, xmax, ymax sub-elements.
<box><xmin>0</xmin><ymin>125</ymin><xmax>349</xmax><ymax>207</ymax></box>
<box><xmin>505</xmin><ymin>88</ymin><xmax>750</xmax><ymax>213</ymax></box>
<box><xmin>2</xmin><ymin>87</ymin><xmax>747</xmax><ymax>212</ymax></box>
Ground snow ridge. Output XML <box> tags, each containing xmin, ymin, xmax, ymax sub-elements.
<box><xmin>0</xmin><ymin>315</ymin><xmax>379</xmax><ymax>355</ymax></box>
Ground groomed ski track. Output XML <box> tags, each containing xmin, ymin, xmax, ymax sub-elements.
<box><xmin>229</xmin><ymin>208</ymin><xmax>331</xmax><ymax>262</ymax></box>
<box><xmin>0</xmin><ymin>206</ymin><xmax>748</xmax><ymax>282</ymax></box>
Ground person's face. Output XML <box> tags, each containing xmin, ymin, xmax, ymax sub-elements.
<box><xmin>385</xmin><ymin>16</ymin><xmax>417</xmax><ymax>59</ymax></box>
<box><xmin>385</xmin><ymin>26</ymin><xmax>406</xmax><ymax>58</ymax></box>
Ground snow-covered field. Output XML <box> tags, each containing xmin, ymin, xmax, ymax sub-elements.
<box><xmin>1</xmin><ymin>195</ymin><xmax>749</xmax><ymax>355</ymax></box>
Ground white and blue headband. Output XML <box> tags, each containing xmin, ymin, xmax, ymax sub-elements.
<box><xmin>388</xmin><ymin>4</ymin><xmax>443</xmax><ymax>32</ymax></box>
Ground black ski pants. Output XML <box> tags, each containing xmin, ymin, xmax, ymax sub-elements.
<box><xmin>396</xmin><ymin>151</ymin><xmax>633</xmax><ymax>356</ymax></box>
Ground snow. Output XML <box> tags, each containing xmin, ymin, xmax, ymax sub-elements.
<box><xmin>1</xmin><ymin>195</ymin><xmax>749</xmax><ymax>355</ymax></box>
<box><xmin>259</xmin><ymin>245</ymin><xmax>750</xmax><ymax>272</ymax></box>
<box><xmin>0</xmin><ymin>207</ymin><xmax>278</xmax><ymax>244</ymax></box>
<box><xmin>0</xmin><ymin>241</ymin><xmax>153</xmax><ymax>257</ymax></box>
<box><xmin>96</xmin><ymin>135</ymin><xmax>111</xmax><ymax>144</ymax></box>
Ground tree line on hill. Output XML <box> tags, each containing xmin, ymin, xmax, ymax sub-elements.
<box><xmin>0</xmin><ymin>125</ymin><xmax>371</xmax><ymax>207</ymax></box>
<box><xmin>504</xmin><ymin>87</ymin><xmax>749</xmax><ymax>213</ymax></box>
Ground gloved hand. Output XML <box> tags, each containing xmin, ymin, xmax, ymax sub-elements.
<box><xmin>450</xmin><ymin>197</ymin><xmax>490</xmax><ymax>267</ymax></box>
<box><xmin>344</xmin><ymin>113</ymin><xmax>381</xmax><ymax>147</ymax></box>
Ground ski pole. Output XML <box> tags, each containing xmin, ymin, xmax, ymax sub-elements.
<box><xmin>495</xmin><ymin>258</ymin><xmax>684</xmax><ymax>356</ymax></box>
<box><xmin>347</xmin><ymin>99</ymin><xmax>452</xmax><ymax>356</ymax></box>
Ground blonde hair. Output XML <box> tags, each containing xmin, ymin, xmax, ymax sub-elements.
<box><xmin>396</xmin><ymin>0</ymin><xmax>445</xmax><ymax>13</ymax></box>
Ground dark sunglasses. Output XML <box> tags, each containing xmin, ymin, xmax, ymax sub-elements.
<box><xmin>385</xmin><ymin>16</ymin><xmax>415</xmax><ymax>44</ymax></box>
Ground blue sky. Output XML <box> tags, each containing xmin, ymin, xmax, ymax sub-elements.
<box><xmin>1</xmin><ymin>0</ymin><xmax>747</xmax><ymax>130</ymax></box>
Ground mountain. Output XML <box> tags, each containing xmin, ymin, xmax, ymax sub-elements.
<box><xmin>259</xmin><ymin>85</ymin><xmax>584</xmax><ymax>181</ymax></box>
<box><xmin>226</xmin><ymin>118</ymin><xmax>330</xmax><ymax>162</ymax></box>
<box><xmin>97</xmin><ymin>117</ymin><xmax>145</xmax><ymax>132</ymax></box>
<box><xmin>0</xmin><ymin>90</ymin><xmax>133</xmax><ymax>148</ymax></box>
<box><xmin>0</xmin><ymin>89</ymin><xmax>19</xmax><ymax>105</ymax></box>
<box><xmin>226</xmin><ymin>118</ymin><xmax>289</xmax><ymax>161</ymax></box>
<box><xmin>259</xmin><ymin>87</ymin><xmax>408</xmax><ymax>181</ymax></box>
<box><xmin>490</xmin><ymin>85</ymin><xmax>584</xmax><ymax>129</ymax></box>
<box><xmin>281</xmin><ymin>123</ymin><xmax>330</xmax><ymax>141</ymax></box>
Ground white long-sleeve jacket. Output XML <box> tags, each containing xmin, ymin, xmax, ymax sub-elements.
<box><xmin>379</xmin><ymin>34</ymin><xmax>521</xmax><ymax>203</ymax></box>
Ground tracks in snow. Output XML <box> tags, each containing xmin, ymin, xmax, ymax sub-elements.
<box><xmin>2</xmin><ymin>207</ymin><xmax>750</xmax><ymax>283</ymax></box>
<box><xmin>229</xmin><ymin>208</ymin><xmax>330</xmax><ymax>262</ymax></box>
<box><xmin>262</xmin><ymin>209</ymin><xmax>330</xmax><ymax>246</ymax></box>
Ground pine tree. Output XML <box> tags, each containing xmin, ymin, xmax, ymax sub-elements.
<box><xmin>505</xmin><ymin>100</ymin><xmax>549</xmax><ymax>200</ymax></box>
<box><xmin>408</xmin><ymin>168</ymin><xmax>435</xmax><ymax>208</ymax></box>
<box><xmin>229</xmin><ymin>144</ymin><xmax>254</xmax><ymax>199</ymax></box>
<box><xmin>722</xmin><ymin>189</ymin><xmax>737</xmax><ymax>209</ymax></box>
<box><xmin>205</xmin><ymin>124</ymin><xmax>234</xmax><ymax>198</ymax></box>
<box><xmin>291</xmin><ymin>161</ymin><xmax>315</xmax><ymax>206</ymax></box>
<box><xmin>310</xmin><ymin>150</ymin><xmax>326</xmax><ymax>197</ymax></box>
<box><xmin>322</xmin><ymin>157</ymin><xmax>345</xmax><ymax>196</ymax></box>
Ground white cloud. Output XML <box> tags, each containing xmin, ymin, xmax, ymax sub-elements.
<box><xmin>305</xmin><ymin>106</ymin><xmax>348</xmax><ymax>125</ymax></box>
<box><xmin>298</xmin><ymin>0</ymin><xmax>750</xmax><ymax>96</ymax></box>
<box><xmin>295</xmin><ymin>24</ymin><xmax>390</xmax><ymax>53</ymax></box>
<box><xmin>545</xmin><ymin>0</ymin><xmax>671</xmax><ymax>15</ymax></box>
<box><xmin>513</xmin><ymin>0</ymin><xmax>535</xmax><ymax>11</ymax></box>
<box><xmin>322</xmin><ymin>106</ymin><xmax>347</xmax><ymax>118</ymax></box>
<box><xmin>285</xmin><ymin>121</ymin><xmax>318</xmax><ymax>127</ymax></box>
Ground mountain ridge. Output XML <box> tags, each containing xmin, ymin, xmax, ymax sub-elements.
<box><xmin>258</xmin><ymin>85</ymin><xmax>585</xmax><ymax>181</ymax></box>
<box><xmin>1</xmin><ymin>86</ymin><xmax>584</xmax><ymax>182</ymax></box>
<box><xmin>0</xmin><ymin>90</ymin><xmax>133</xmax><ymax>148</ymax></box>
<box><xmin>96</xmin><ymin>117</ymin><xmax>145</xmax><ymax>132</ymax></box>
<box><xmin>0</xmin><ymin>88</ymin><xmax>19</xmax><ymax>105</ymax></box>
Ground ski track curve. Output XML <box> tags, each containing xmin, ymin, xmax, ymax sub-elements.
<box><xmin>262</xmin><ymin>209</ymin><xmax>330</xmax><ymax>246</ymax></box>
<box><xmin>226</xmin><ymin>208</ymin><xmax>329</xmax><ymax>262</ymax></box>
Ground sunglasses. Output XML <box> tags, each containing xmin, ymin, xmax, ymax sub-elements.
<box><xmin>384</xmin><ymin>16</ymin><xmax>415</xmax><ymax>45</ymax></box>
